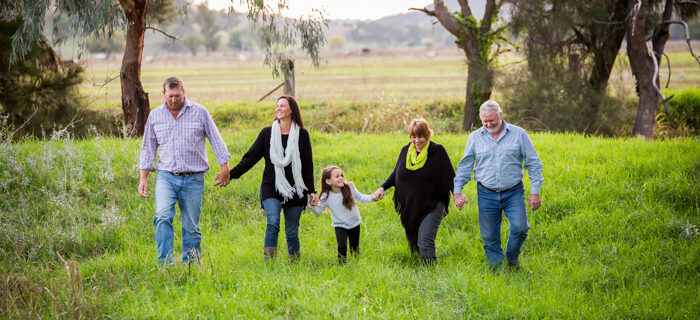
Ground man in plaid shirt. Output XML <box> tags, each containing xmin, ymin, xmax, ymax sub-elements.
<box><xmin>138</xmin><ymin>76</ymin><xmax>230</xmax><ymax>264</ymax></box>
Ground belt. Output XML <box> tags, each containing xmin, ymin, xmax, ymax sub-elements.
<box><xmin>477</xmin><ymin>181</ymin><xmax>522</xmax><ymax>194</ymax></box>
<box><xmin>171</xmin><ymin>171</ymin><xmax>202</xmax><ymax>177</ymax></box>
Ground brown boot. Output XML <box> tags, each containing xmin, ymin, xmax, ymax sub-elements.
<box><xmin>287</xmin><ymin>253</ymin><xmax>300</xmax><ymax>263</ymax></box>
<box><xmin>263</xmin><ymin>247</ymin><xmax>277</xmax><ymax>261</ymax></box>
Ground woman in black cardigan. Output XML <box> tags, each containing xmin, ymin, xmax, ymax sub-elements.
<box><xmin>229</xmin><ymin>95</ymin><xmax>317</xmax><ymax>261</ymax></box>
<box><xmin>373</xmin><ymin>119</ymin><xmax>455</xmax><ymax>265</ymax></box>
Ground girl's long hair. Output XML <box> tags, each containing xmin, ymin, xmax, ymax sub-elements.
<box><xmin>320</xmin><ymin>165</ymin><xmax>355</xmax><ymax>210</ymax></box>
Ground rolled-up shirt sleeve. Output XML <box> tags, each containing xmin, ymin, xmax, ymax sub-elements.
<box><xmin>521</xmin><ymin>132</ymin><xmax>543</xmax><ymax>194</ymax></box>
<box><xmin>139</xmin><ymin>116</ymin><xmax>158</xmax><ymax>171</ymax></box>
<box><xmin>453</xmin><ymin>135</ymin><xmax>476</xmax><ymax>194</ymax></box>
<box><xmin>203</xmin><ymin>109</ymin><xmax>230</xmax><ymax>166</ymax></box>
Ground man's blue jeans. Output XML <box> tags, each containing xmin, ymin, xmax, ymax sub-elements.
<box><xmin>154</xmin><ymin>171</ymin><xmax>205</xmax><ymax>264</ymax></box>
<box><xmin>477</xmin><ymin>181</ymin><xmax>530</xmax><ymax>268</ymax></box>
<box><xmin>262</xmin><ymin>198</ymin><xmax>304</xmax><ymax>255</ymax></box>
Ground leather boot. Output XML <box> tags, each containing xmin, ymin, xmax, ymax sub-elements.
<box><xmin>263</xmin><ymin>247</ymin><xmax>277</xmax><ymax>261</ymax></box>
<box><xmin>287</xmin><ymin>253</ymin><xmax>300</xmax><ymax>263</ymax></box>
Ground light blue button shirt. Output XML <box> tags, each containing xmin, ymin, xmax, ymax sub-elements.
<box><xmin>454</xmin><ymin>120</ymin><xmax>543</xmax><ymax>194</ymax></box>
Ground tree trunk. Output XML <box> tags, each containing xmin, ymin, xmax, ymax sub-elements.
<box><xmin>627</xmin><ymin>0</ymin><xmax>659</xmax><ymax>138</ymax></box>
<box><xmin>119</xmin><ymin>0</ymin><xmax>150</xmax><ymax>137</ymax></box>
<box><xmin>428</xmin><ymin>0</ymin><xmax>497</xmax><ymax>132</ymax></box>
<box><xmin>283</xmin><ymin>59</ymin><xmax>295</xmax><ymax>96</ymax></box>
<box><xmin>464</xmin><ymin>58</ymin><xmax>493</xmax><ymax>131</ymax></box>
<box><xmin>583</xmin><ymin>0</ymin><xmax>629</xmax><ymax>133</ymax></box>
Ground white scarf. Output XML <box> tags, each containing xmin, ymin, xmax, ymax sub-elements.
<box><xmin>270</xmin><ymin>120</ymin><xmax>307</xmax><ymax>202</ymax></box>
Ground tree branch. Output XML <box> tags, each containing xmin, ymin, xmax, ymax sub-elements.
<box><xmin>656</xmin><ymin>20</ymin><xmax>700</xmax><ymax>67</ymax></box>
<box><xmin>457</xmin><ymin>0</ymin><xmax>473</xmax><ymax>18</ymax></box>
<box><xmin>592</xmin><ymin>19</ymin><xmax>624</xmax><ymax>25</ymax></box>
<box><xmin>661</xmin><ymin>52</ymin><xmax>671</xmax><ymax>88</ymax></box>
<box><xmin>674</xmin><ymin>0</ymin><xmax>700</xmax><ymax>7</ymax></box>
<box><xmin>90</xmin><ymin>73</ymin><xmax>119</xmax><ymax>88</ymax></box>
<box><xmin>430</xmin><ymin>1</ymin><xmax>463</xmax><ymax>37</ymax></box>
<box><xmin>650</xmin><ymin>51</ymin><xmax>671</xmax><ymax>113</ymax></box>
<box><xmin>409</xmin><ymin>7</ymin><xmax>435</xmax><ymax>17</ymax></box>
<box><xmin>145</xmin><ymin>26</ymin><xmax>179</xmax><ymax>41</ymax></box>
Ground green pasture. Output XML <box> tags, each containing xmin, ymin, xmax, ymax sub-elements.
<box><xmin>1</xmin><ymin>130</ymin><xmax>698</xmax><ymax>318</ymax></box>
<box><xmin>79</xmin><ymin>49</ymin><xmax>700</xmax><ymax>111</ymax></box>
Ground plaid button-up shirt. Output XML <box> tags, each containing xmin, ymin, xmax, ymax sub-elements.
<box><xmin>139</xmin><ymin>98</ymin><xmax>230</xmax><ymax>173</ymax></box>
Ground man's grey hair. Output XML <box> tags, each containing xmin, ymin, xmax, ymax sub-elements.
<box><xmin>479</xmin><ymin>100</ymin><xmax>502</xmax><ymax>116</ymax></box>
<box><xmin>163</xmin><ymin>76</ymin><xmax>184</xmax><ymax>91</ymax></box>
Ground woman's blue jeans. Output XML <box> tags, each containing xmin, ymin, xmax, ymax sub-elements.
<box><xmin>476</xmin><ymin>181</ymin><xmax>530</xmax><ymax>268</ymax></box>
<box><xmin>154</xmin><ymin>171</ymin><xmax>205</xmax><ymax>264</ymax></box>
<box><xmin>261</xmin><ymin>198</ymin><xmax>304</xmax><ymax>255</ymax></box>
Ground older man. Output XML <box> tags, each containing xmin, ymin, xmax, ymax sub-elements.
<box><xmin>138</xmin><ymin>76</ymin><xmax>231</xmax><ymax>264</ymax></box>
<box><xmin>453</xmin><ymin>100</ymin><xmax>543</xmax><ymax>269</ymax></box>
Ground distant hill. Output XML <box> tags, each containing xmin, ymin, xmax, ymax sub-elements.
<box><xmin>325</xmin><ymin>0</ymin><xmax>490</xmax><ymax>48</ymax></box>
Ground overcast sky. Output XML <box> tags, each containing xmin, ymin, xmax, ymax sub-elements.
<box><xmin>198</xmin><ymin>0</ymin><xmax>435</xmax><ymax>20</ymax></box>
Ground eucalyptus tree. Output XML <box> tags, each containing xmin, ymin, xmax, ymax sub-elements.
<box><xmin>506</xmin><ymin>0</ymin><xmax>630</xmax><ymax>133</ymax></box>
<box><xmin>4</xmin><ymin>0</ymin><xmax>326</xmax><ymax>136</ymax></box>
<box><xmin>412</xmin><ymin>0</ymin><xmax>510</xmax><ymax>131</ymax></box>
<box><xmin>625</xmin><ymin>0</ymin><xmax>699</xmax><ymax>138</ymax></box>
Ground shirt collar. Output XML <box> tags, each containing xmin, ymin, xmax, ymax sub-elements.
<box><xmin>160</xmin><ymin>97</ymin><xmax>191</xmax><ymax>117</ymax></box>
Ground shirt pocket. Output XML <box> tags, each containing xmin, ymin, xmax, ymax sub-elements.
<box><xmin>153</xmin><ymin>124</ymin><xmax>172</xmax><ymax>145</ymax></box>
<box><xmin>502</xmin><ymin>144</ymin><xmax>522</xmax><ymax>163</ymax></box>
<box><xmin>181</xmin><ymin>121</ymin><xmax>204</xmax><ymax>143</ymax></box>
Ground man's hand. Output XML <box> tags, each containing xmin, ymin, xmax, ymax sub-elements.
<box><xmin>138</xmin><ymin>169</ymin><xmax>150</xmax><ymax>198</ymax></box>
<box><xmin>453</xmin><ymin>193</ymin><xmax>467</xmax><ymax>210</ymax></box>
<box><xmin>214</xmin><ymin>163</ymin><xmax>230</xmax><ymax>187</ymax></box>
<box><xmin>372</xmin><ymin>187</ymin><xmax>385</xmax><ymax>201</ymax></box>
<box><xmin>528</xmin><ymin>194</ymin><xmax>541</xmax><ymax>211</ymax></box>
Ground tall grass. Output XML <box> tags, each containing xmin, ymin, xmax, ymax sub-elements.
<box><xmin>1</xmin><ymin>130</ymin><xmax>698</xmax><ymax>318</ymax></box>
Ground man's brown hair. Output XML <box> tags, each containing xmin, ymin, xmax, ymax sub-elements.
<box><xmin>163</xmin><ymin>76</ymin><xmax>184</xmax><ymax>91</ymax></box>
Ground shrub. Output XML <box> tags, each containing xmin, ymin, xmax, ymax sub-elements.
<box><xmin>657</xmin><ymin>88</ymin><xmax>700</xmax><ymax>138</ymax></box>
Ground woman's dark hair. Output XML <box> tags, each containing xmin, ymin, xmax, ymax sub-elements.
<box><xmin>320</xmin><ymin>166</ymin><xmax>354</xmax><ymax>210</ymax></box>
<box><xmin>277</xmin><ymin>95</ymin><xmax>304</xmax><ymax>128</ymax></box>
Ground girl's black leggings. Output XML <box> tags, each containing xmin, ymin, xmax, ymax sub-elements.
<box><xmin>334</xmin><ymin>225</ymin><xmax>360</xmax><ymax>262</ymax></box>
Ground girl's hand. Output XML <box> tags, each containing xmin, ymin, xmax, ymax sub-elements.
<box><xmin>309</xmin><ymin>193</ymin><xmax>319</xmax><ymax>206</ymax></box>
<box><xmin>372</xmin><ymin>187</ymin><xmax>384</xmax><ymax>201</ymax></box>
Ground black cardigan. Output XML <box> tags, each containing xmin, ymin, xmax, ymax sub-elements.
<box><xmin>381</xmin><ymin>141</ymin><xmax>455</xmax><ymax>238</ymax></box>
<box><xmin>230</xmin><ymin>126</ymin><xmax>316</xmax><ymax>208</ymax></box>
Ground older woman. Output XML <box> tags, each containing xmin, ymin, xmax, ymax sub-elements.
<box><xmin>229</xmin><ymin>95</ymin><xmax>317</xmax><ymax>261</ymax></box>
<box><xmin>374</xmin><ymin>119</ymin><xmax>455</xmax><ymax>265</ymax></box>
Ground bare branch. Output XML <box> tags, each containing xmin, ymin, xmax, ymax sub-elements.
<box><xmin>592</xmin><ymin>19</ymin><xmax>624</xmax><ymax>25</ymax></box>
<box><xmin>674</xmin><ymin>0</ymin><xmax>700</xmax><ymax>7</ymax></box>
<box><xmin>662</xmin><ymin>52</ymin><xmax>671</xmax><ymax>88</ymax></box>
<box><xmin>146</xmin><ymin>26</ymin><xmax>179</xmax><ymax>41</ymax></box>
<box><xmin>409</xmin><ymin>7</ymin><xmax>435</xmax><ymax>17</ymax></box>
<box><xmin>650</xmin><ymin>51</ymin><xmax>671</xmax><ymax>113</ymax></box>
<box><xmin>656</xmin><ymin>20</ymin><xmax>700</xmax><ymax>67</ymax></box>
<box><xmin>630</xmin><ymin>0</ymin><xmax>642</xmax><ymax>37</ymax></box>
<box><xmin>258</xmin><ymin>82</ymin><xmax>284</xmax><ymax>102</ymax></box>
<box><xmin>90</xmin><ymin>74</ymin><xmax>119</xmax><ymax>88</ymax></box>
<box><xmin>457</xmin><ymin>0</ymin><xmax>473</xmax><ymax>18</ymax></box>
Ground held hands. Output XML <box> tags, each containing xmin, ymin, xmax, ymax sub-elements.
<box><xmin>372</xmin><ymin>187</ymin><xmax>385</xmax><ymax>201</ymax></box>
<box><xmin>453</xmin><ymin>193</ymin><xmax>467</xmax><ymax>210</ymax></box>
<box><xmin>308</xmin><ymin>193</ymin><xmax>319</xmax><ymax>206</ymax></box>
<box><xmin>214</xmin><ymin>164</ymin><xmax>230</xmax><ymax>187</ymax></box>
<box><xmin>528</xmin><ymin>194</ymin><xmax>542</xmax><ymax>211</ymax></box>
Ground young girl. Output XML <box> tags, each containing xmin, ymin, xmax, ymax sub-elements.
<box><xmin>308</xmin><ymin>165</ymin><xmax>377</xmax><ymax>263</ymax></box>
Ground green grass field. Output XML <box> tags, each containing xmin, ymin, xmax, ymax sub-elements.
<box><xmin>79</xmin><ymin>47</ymin><xmax>700</xmax><ymax>111</ymax></box>
<box><xmin>1</xmin><ymin>130</ymin><xmax>698</xmax><ymax>318</ymax></box>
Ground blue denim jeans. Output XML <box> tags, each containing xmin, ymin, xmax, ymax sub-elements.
<box><xmin>261</xmin><ymin>198</ymin><xmax>304</xmax><ymax>255</ymax></box>
<box><xmin>477</xmin><ymin>181</ymin><xmax>530</xmax><ymax>268</ymax></box>
<box><xmin>154</xmin><ymin>171</ymin><xmax>205</xmax><ymax>264</ymax></box>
